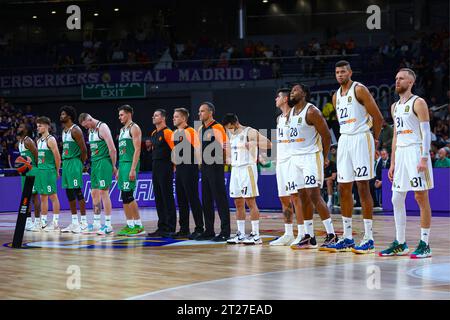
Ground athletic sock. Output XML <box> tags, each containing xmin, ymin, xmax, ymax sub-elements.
<box><xmin>297</xmin><ymin>224</ymin><xmax>305</xmax><ymax>238</ymax></box>
<box><xmin>134</xmin><ymin>219</ymin><xmax>142</xmax><ymax>227</ymax></box>
<box><xmin>71</xmin><ymin>214</ymin><xmax>79</xmax><ymax>225</ymax></box>
<box><xmin>421</xmin><ymin>228</ymin><xmax>430</xmax><ymax>245</ymax></box>
<box><xmin>41</xmin><ymin>215</ymin><xmax>47</xmax><ymax>225</ymax></box>
<box><xmin>127</xmin><ymin>220</ymin><xmax>135</xmax><ymax>228</ymax></box>
<box><xmin>105</xmin><ymin>215</ymin><xmax>112</xmax><ymax>227</ymax></box>
<box><xmin>322</xmin><ymin>217</ymin><xmax>335</xmax><ymax>235</ymax></box>
<box><xmin>53</xmin><ymin>214</ymin><xmax>59</xmax><ymax>225</ymax></box>
<box><xmin>93</xmin><ymin>214</ymin><xmax>101</xmax><ymax>227</ymax></box>
<box><xmin>80</xmin><ymin>215</ymin><xmax>87</xmax><ymax>224</ymax></box>
<box><xmin>363</xmin><ymin>219</ymin><xmax>373</xmax><ymax>240</ymax></box>
<box><xmin>342</xmin><ymin>217</ymin><xmax>352</xmax><ymax>239</ymax></box>
<box><xmin>26</xmin><ymin>217</ymin><xmax>32</xmax><ymax>225</ymax></box>
<box><xmin>251</xmin><ymin>220</ymin><xmax>259</xmax><ymax>236</ymax></box>
<box><xmin>304</xmin><ymin>220</ymin><xmax>314</xmax><ymax>237</ymax></box>
<box><xmin>237</xmin><ymin>220</ymin><xmax>246</xmax><ymax>235</ymax></box>
<box><xmin>285</xmin><ymin>223</ymin><xmax>293</xmax><ymax>236</ymax></box>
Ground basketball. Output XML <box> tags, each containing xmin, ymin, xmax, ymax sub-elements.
<box><xmin>14</xmin><ymin>156</ymin><xmax>32</xmax><ymax>175</ymax></box>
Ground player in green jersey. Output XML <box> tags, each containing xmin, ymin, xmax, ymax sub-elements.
<box><xmin>79</xmin><ymin>113</ymin><xmax>117</xmax><ymax>235</ymax></box>
<box><xmin>35</xmin><ymin>116</ymin><xmax>61</xmax><ymax>232</ymax></box>
<box><xmin>18</xmin><ymin>123</ymin><xmax>41</xmax><ymax>232</ymax></box>
<box><xmin>60</xmin><ymin>106</ymin><xmax>88</xmax><ymax>233</ymax></box>
<box><xmin>116</xmin><ymin>105</ymin><xmax>145</xmax><ymax>237</ymax></box>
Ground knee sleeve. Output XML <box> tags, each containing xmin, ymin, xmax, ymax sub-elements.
<box><xmin>66</xmin><ymin>189</ymin><xmax>76</xmax><ymax>202</ymax></box>
<box><xmin>75</xmin><ymin>188</ymin><xmax>84</xmax><ymax>201</ymax></box>
<box><xmin>121</xmin><ymin>191</ymin><xmax>134</xmax><ymax>204</ymax></box>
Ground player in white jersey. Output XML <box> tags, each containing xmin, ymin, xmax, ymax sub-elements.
<box><xmin>270</xmin><ymin>88</ymin><xmax>305</xmax><ymax>246</ymax></box>
<box><xmin>379</xmin><ymin>68</ymin><xmax>433</xmax><ymax>259</ymax></box>
<box><xmin>222</xmin><ymin>113</ymin><xmax>272</xmax><ymax>245</ymax></box>
<box><xmin>329</xmin><ymin>60</ymin><xmax>384</xmax><ymax>254</ymax></box>
<box><xmin>287</xmin><ymin>84</ymin><xmax>339</xmax><ymax>250</ymax></box>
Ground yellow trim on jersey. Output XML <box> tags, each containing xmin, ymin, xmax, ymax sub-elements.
<box><xmin>247</xmin><ymin>166</ymin><xmax>257</xmax><ymax>197</ymax></box>
<box><xmin>315</xmin><ymin>152</ymin><xmax>323</xmax><ymax>185</ymax></box>
<box><xmin>366</xmin><ymin>132</ymin><xmax>374</xmax><ymax>178</ymax></box>
<box><xmin>314</xmin><ymin>134</ymin><xmax>322</xmax><ymax>152</ymax></box>
<box><xmin>366</xmin><ymin>115</ymin><xmax>373</xmax><ymax>129</ymax></box>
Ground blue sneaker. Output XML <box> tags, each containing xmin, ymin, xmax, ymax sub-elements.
<box><xmin>352</xmin><ymin>238</ymin><xmax>375</xmax><ymax>254</ymax></box>
<box><xmin>328</xmin><ymin>238</ymin><xmax>355</xmax><ymax>252</ymax></box>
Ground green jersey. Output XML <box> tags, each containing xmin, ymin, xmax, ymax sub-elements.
<box><xmin>89</xmin><ymin>121</ymin><xmax>109</xmax><ymax>162</ymax></box>
<box><xmin>37</xmin><ymin>135</ymin><xmax>56</xmax><ymax>170</ymax></box>
<box><xmin>118</xmin><ymin>122</ymin><xmax>136</xmax><ymax>163</ymax></box>
<box><xmin>18</xmin><ymin>136</ymin><xmax>36</xmax><ymax>165</ymax></box>
<box><xmin>62</xmin><ymin>124</ymin><xmax>81</xmax><ymax>160</ymax></box>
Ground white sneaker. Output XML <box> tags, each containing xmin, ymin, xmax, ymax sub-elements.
<box><xmin>269</xmin><ymin>234</ymin><xmax>295</xmax><ymax>246</ymax></box>
<box><xmin>72</xmin><ymin>222</ymin><xmax>88</xmax><ymax>234</ymax></box>
<box><xmin>227</xmin><ymin>231</ymin><xmax>245</xmax><ymax>244</ymax></box>
<box><xmin>25</xmin><ymin>219</ymin><xmax>34</xmax><ymax>231</ymax></box>
<box><xmin>29</xmin><ymin>220</ymin><xmax>42</xmax><ymax>232</ymax></box>
<box><xmin>61</xmin><ymin>223</ymin><xmax>79</xmax><ymax>233</ymax></box>
<box><xmin>243</xmin><ymin>233</ymin><xmax>262</xmax><ymax>245</ymax></box>
<box><xmin>97</xmin><ymin>225</ymin><xmax>114</xmax><ymax>235</ymax></box>
<box><xmin>290</xmin><ymin>234</ymin><xmax>304</xmax><ymax>246</ymax></box>
<box><xmin>40</xmin><ymin>220</ymin><xmax>48</xmax><ymax>230</ymax></box>
<box><xmin>44</xmin><ymin>222</ymin><xmax>60</xmax><ymax>232</ymax></box>
<box><xmin>82</xmin><ymin>224</ymin><xmax>100</xmax><ymax>234</ymax></box>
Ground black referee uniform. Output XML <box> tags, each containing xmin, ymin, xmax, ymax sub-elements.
<box><xmin>198</xmin><ymin>120</ymin><xmax>230</xmax><ymax>240</ymax></box>
<box><xmin>150</xmin><ymin>127</ymin><xmax>177</xmax><ymax>236</ymax></box>
<box><xmin>173</xmin><ymin>126</ymin><xmax>204</xmax><ymax>237</ymax></box>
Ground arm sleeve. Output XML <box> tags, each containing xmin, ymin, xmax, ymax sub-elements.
<box><xmin>163</xmin><ymin>129</ymin><xmax>175</xmax><ymax>150</ymax></box>
<box><xmin>419</xmin><ymin>122</ymin><xmax>431</xmax><ymax>158</ymax></box>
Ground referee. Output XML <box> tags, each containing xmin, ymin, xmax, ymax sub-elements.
<box><xmin>148</xmin><ymin>109</ymin><xmax>176</xmax><ymax>238</ymax></box>
<box><xmin>172</xmin><ymin>108</ymin><xmax>204</xmax><ymax>239</ymax></box>
<box><xmin>197</xmin><ymin>102</ymin><xmax>230</xmax><ymax>242</ymax></box>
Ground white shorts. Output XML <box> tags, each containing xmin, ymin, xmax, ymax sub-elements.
<box><xmin>337</xmin><ymin>132</ymin><xmax>375</xmax><ymax>183</ymax></box>
<box><xmin>392</xmin><ymin>144</ymin><xmax>434</xmax><ymax>192</ymax></box>
<box><xmin>276</xmin><ymin>159</ymin><xmax>296</xmax><ymax>197</ymax></box>
<box><xmin>229</xmin><ymin>164</ymin><xmax>259</xmax><ymax>198</ymax></box>
<box><xmin>290</xmin><ymin>152</ymin><xmax>324</xmax><ymax>189</ymax></box>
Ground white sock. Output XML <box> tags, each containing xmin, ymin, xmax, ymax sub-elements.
<box><xmin>237</xmin><ymin>220</ymin><xmax>246</xmax><ymax>235</ymax></box>
<box><xmin>41</xmin><ymin>215</ymin><xmax>47</xmax><ymax>224</ymax></box>
<box><xmin>304</xmin><ymin>220</ymin><xmax>314</xmax><ymax>237</ymax></box>
<box><xmin>35</xmin><ymin>217</ymin><xmax>41</xmax><ymax>223</ymax></box>
<box><xmin>105</xmin><ymin>215</ymin><xmax>112</xmax><ymax>227</ymax></box>
<box><xmin>285</xmin><ymin>223</ymin><xmax>293</xmax><ymax>236</ymax></box>
<box><xmin>93</xmin><ymin>214</ymin><xmax>101</xmax><ymax>226</ymax></box>
<box><xmin>342</xmin><ymin>217</ymin><xmax>352</xmax><ymax>239</ymax></box>
<box><xmin>134</xmin><ymin>219</ymin><xmax>142</xmax><ymax>227</ymax></box>
<box><xmin>80</xmin><ymin>215</ymin><xmax>87</xmax><ymax>224</ymax></box>
<box><xmin>297</xmin><ymin>224</ymin><xmax>305</xmax><ymax>238</ymax></box>
<box><xmin>322</xmin><ymin>218</ymin><xmax>335</xmax><ymax>235</ymax></box>
<box><xmin>127</xmin><ymin>220</ymin><xmax>135</xmax><ymax>228</ymax></box>
<box><xmin>392</xmin><ymin>191</ymin><xmax>407</xmax><ymax>244</ymax></box>
<box><xmin>251</xmin><ymin>220</ymin><xmax>259</xmax><ymax>236</ymax></box>
<box><xmin>53</xmin><ymin>214</ymin><xmax>59</xmax><ymax>225</ymax></box>
<box><xmin>71</xmin><ymin>215</ymin><xmax>79</xmax><ymax>225</ymax></box>
<box><xmin>363</xmin><ymin>219</ymin><xmax>373</xmax><ymax>240</ymax></box>
<box><xmin>421</xmin><ymin>228</ymin><xmax>430</xmax><ymax>245</ymax></box>
<box><xmin>26</xmin><ymin>217</ymin><xmax>32</xmax><ymax>225</ymax></box>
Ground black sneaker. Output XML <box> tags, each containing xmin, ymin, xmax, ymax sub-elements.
<box><xmin>319</xmin><ymin>233</ymin><xmax>339</xmax><ymax>252</ymax></box>
<box><xmin>212</xmin><ymin>234</ymin><xmax>229</xmax><ymax>242</ymax></box>
<box><xmin>147</xmin><ymin>229</ymin><xmax>163</xmax><ymax>237</ymax></box>
<box><xmin>173</xmin><ymin>231</ymin><xmax>190</xmax><ymax>239</ymax></box>
<box><xmin>291</xmin><ymin>234</ymin><xmax>318</xmax><ymax>250</ymax></box>
<box><xmin>188</xmin><ymin>231</ymin><xmax>203</xmax><ymax>240</ymax></box>
<box><xmin>195</xmin><ymin>232</ymin><xmax>215</xmax><ymax>241</ymax></box>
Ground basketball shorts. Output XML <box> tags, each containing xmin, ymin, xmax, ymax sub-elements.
<box><xmin>21</xmin><ymin>166</ymin><xmax>38</xmax><ymax>194</ymax></box>
<box><xmin>62</xmin><ymin>158</ymin><xmax>83</xmax><ymax>189</ymax></box>
<box><xmin>36</xmin><ymin>168</ymin><xmax>57</xmax><ymax>195</ymax></box>
<box><xmin>337</xmin><ymin>131</ymin><xmax>375</xmax><ymax>183</ymax></box>
<box><xmin>290</xmin><ymin>152</ymin><xmax>324</xmax><ymax>189</ymax></box>
<box><xmin>229</xmin><ymin>164</ymin><xmax>259</xmax><ymax>198</ymax></box>
<box><xmin>90</xmin><ymin>158</ymin><xmax>113</xmax><ymax>190</ymax></box>
<box><xmin>118</xmin><ymin>161</ymin><xmax>139</xmax><ymax>192</ymax></box>
<box><xmin>276</xmin><ymin>159</ymin><xmax>297</xmax><ymax>197</ymax></box>
<box><xmin>392</xmin><ymin>144</ymin><xmax>434</xmax><ymax>192</ymax></box>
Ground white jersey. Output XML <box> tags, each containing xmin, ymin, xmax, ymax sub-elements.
<box><xmin>276</xmin><ymin>112</ymin><xmax>291</xmax><ymax>162</ymax></box>
<box><xmin>18</xmin><ymin>137</ymin><xmax>29</xmax><ymax>154</ymax></box>
<box><xmin>88</xmin><ymin>121</ymin><xmax>104</xmax><ymax>143</ymax></box>
<box><xmin>336</xmin><ymin>81</ymin><xmax>372</xmax><ymax>135</ymax></box>
<box><xmin>62</xmin><ymin>124</ymin><xmax>76</xmax><ymax>144</ymax></box>
<box><xmin>289</xmin><ymin>103</ymin><xmax>322</xmax><ymax>155</ymax></box>
<box><xmin>393</xmin><ymin>95</ymin><xmax>422</xmax><ymax>147</ymax></box>
<box><xmin>230</xmin><ymin>126</ymin><xmax>257</xmax><ymax>167</ymax></box>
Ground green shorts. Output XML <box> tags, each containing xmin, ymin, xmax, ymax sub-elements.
<box><xmin>118</xmin><ymin>161</ymin><xmax>139</xmax><ymax>192</ymax></box>
<box><xmin>91</xmin><ymin>158</ymin><xmax>113</xmax><ymax>190</ymax></box>
<box><xmin>21</xmin><ymin>167</ymin><xmax>39</xmax><ymax>194</ymax></box>
<box><xmin>36</xmin><ymin>168</ymin><xmax>57</xmax><ymax>195</ymax></box>
<box><xmin>62</xmin><ymin>158</ymin><xmax>84</xmax><ymax>189</ymax></box>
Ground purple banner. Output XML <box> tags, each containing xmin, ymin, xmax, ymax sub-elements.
<box><xmin>0</xmin><ymin>172</ymin><xmax>281</xmax><ymax>213</ymax></box>
<box><xmin>0</xmin><ymin>66</ymin><xmax>272</xmax><ymax>89</ymax></box>
<box><xmin>382</xmin><ymin>168</ymin><xmax>450</xmax><ymax>212</ymax></box>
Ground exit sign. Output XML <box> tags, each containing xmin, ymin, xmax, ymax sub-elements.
<box><xmin>81</xmin><ymin>83</ymin><xmax>146</xmax><ymax>100</ymax></box>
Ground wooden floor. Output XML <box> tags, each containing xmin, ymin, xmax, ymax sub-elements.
<box><xmin>0</xmin><ymin>208</ymin><xmax>449</xmax><ymax>300</ymax></box>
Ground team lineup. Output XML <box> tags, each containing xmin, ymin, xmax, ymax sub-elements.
<box><xmin>18</xmin><ymin>60</ymin><xmax>434</xmax><ymax>258</ymax></box>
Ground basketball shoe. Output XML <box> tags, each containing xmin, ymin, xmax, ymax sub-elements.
<box><xmin>410</xmin><ymin>240</ymin><xmax>432</xmax><ymax>259</ymax></box>
<box><xmin>97</xmin><ymin>225</ymin><xmax>114</xmax><ymax>235</ymax></box>
<box><xmin>227</xmin><ymin>231</ymin><xmax>245</xmax><ymax>244</ymax></box>
<box><xmin>291</xmin><ymin>234</ymin><xmax>318</xmax><ymax>250</ymax></box>
<box><xmin>319</xmin><ymin>233</ymin><xmax>339</xmax><ymax>251</ymax></box>
<box><xmin>352</xmin><ymin>237</ymin><xmax>375</xmax><ymax>254</ymax></box>
<box><xmin>44</xmin><ymin>221</ymin><xmax>60</xmax><ymax>232</ymax></box>
<box><xmin>243</xmin><ymin>233</ymin><xmax>262</xmax><ymax>245</ymax></box>
<box><xmin>327</xmin><ymin>238</ymin><xmax>355</xmax><ymax>252</ymax></box>
<box><xmin>269</xmin><ymin>234</ymin><xmax>295</xmax><ymax>246</ymax></box>
<box><xmin>378</xmin><ymin>241</ymin><xmax>409</xmax><ymax>256</ymax></box>
<box><xmin>61</xmin><ymin>223</ymin><xmax>79</xmax><ymax>233</ymax></box>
